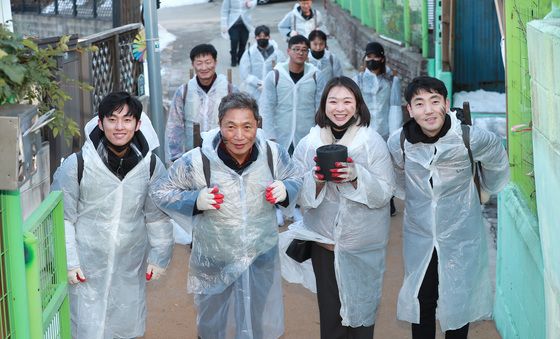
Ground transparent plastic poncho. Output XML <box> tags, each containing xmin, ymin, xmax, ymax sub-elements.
<box><xmin>151</xmin><ymin>129</ymin><xmax>302</xmax><ymax>338</ymax></box>
<box><xmin>259</xmin><ymin>61</ymin><xmax>320</xmax><ymax>149</ymax></box>
<box><xmin>239</xmin><ymin>40</ymin><xmax>286</xmax><ymax>100</ymax></box>
<box><xmin>289</xmin><ymin>124</ymin><xmax>395</xmax><ymax>327</ymax></box>
<box><xmin>51</xmin><ymin>114</ymin><xmax>174</xmax><ymax>338</ymax></box>
<box><xmin>387</xmin><ymin>112</ymin><xmax>510</xmax><ymax>331</ymax></box>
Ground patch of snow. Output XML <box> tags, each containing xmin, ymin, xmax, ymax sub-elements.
<box><xmin>160</xmin><ymin>0</ymin><xmax>208</xmax><ymax>9</ymax></box>
<box><xmin>453</xmin><ymin>89</ymin><xmax>506</xmax><ymax>113</ymax></box>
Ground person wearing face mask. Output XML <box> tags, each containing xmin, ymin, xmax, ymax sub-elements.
<box><xmin>284</xmin><ymin>76</ymin><xmax>395</xmax><ymax>338</ymax></box>
<box><xmin>221</xmin><ymin>0</ymin><xmax>257</xmax><ymax>67</ymax></box>
<box><xmin>239</xmin><ymin>25</ymin><xmax>286</xmax><ymax>101</ymax></box>
<box><xmin>353</xmin><ymin>42</ymin><xmax>403</xmax><ymax>141</ymax></box>
<box><xmin>387</xmin><ymin>76</ymin><xmax>509</xmax><ymax>339</ymax></box>
<box><xmin>307</xmin><ymin>30</ymin><xmax>343</xmax><ymax>96</ymax></box>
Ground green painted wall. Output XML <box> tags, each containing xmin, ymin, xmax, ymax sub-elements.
<box><xmin>496</xmin><ymin>1</ymin><xmax>557</xmax><ymax>338</ymax></box>
<box><xmin>504</xmin><ymin>0</ymin><xmax>551</xmax><ymax>213</ymax></box>
<box><xmin>495</xmin><ymin>186</ymin><xmax>545</xmax><ymax>339</ymax></box>
<box><xmin>527</xmin><ymin>18</ymin><xmax>560</xmax><ymax>339</ymax></box>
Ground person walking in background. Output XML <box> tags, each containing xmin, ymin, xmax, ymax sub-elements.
<box><xmin>291</xmin><ymin>76</ymin><xmax>395</xmax><ymax>338</ymax></box>
<box><xmin>151</xmin><ymin>92</ymin><xmax>302</xmax><ymax>339</ymax></box>
<box><xmin>353</xmin><ymin>42</ymin><xmax>402</xmax><ymax>141</ymax></box>
<box><xmin>259</xmin><ymin>35</ymin><xmax>320</xmax><ymax>154</ymax></box>
<box><xmin>354</xmin><ymin>41</ymin><xmax>402</xmax><ymax>215</ymax></box>
<box><xmin>278</xmin><ymin>0</ymin><xmax>327</xmax><ymax>41</ymax></box>
<box><xmin>165</xmin><ymin>44</ymin><xmax>234</xmax><ymax>162</ymax></box>
<box><xmin>307</xmin><ymin>29</ymin><xmax>343</xmax><ymax>95</ymax></box>
<box><xmin>51</xmin><ymin>92</ymin><xmax>174</xmax><ymax>338</ymax></box>
<box><xmin>387</xmin><ymin>76</ymin><xmax>509</xmax><ymax>339</ymax></box>
<box><xmin>239</xmin><ymin>25</ymin><xmax>286</xmax><ymax>100</ymax></box>
<box><xmin>221</xmin><ymin>0</ymin><xmax>257</xmax><ymax>66</ymax></box>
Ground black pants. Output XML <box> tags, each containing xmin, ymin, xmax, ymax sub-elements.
<box><xmin>311</xmin><ymin>242</ymin><xmax>375</xmax><ymax>339</ymax></box>
<box><xmin>412</xmin><ymin>250</ymin><xmax>470</xmax><ymax>339</ymax></box>
<box><xmin>228</xmin><ymin>19</ymin><xmax>249</xmax><ymax>64</ymax></box>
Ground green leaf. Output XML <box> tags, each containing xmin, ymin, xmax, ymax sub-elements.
<box><xmin>21</xmin><ymin>39</ymin><xmax>38</xmax><ymax>52</ymax></box>
<box><xmin>0</xmin><ymin>62</ymin><xmax>26</xmax><ymax>84</ymax></box>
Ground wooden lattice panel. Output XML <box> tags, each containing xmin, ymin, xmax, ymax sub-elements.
<box><xmin>91</xmin><ymin>39</ymin><xmax>114</xmax><ymax>114</ymax></box>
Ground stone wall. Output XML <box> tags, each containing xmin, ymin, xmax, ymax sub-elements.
<box><xmin>13</xmin><ymin>14</ymin><xmax>111</xmax><ymax>38</ymax></box>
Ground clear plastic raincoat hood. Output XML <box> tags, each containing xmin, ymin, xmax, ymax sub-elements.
<box><xmin>51</xmin><ymin>113</ymin><xmax>173</xmax><ymax>338</ymax></box>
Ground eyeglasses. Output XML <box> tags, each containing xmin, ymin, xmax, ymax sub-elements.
<box><xmin>290</xmin><ymin>47</ymin><xmax>309</xmax><ymax>54</ymax></box>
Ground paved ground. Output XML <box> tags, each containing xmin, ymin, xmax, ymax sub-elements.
<box><xmin>142</xmin><ymin>1</ymin><xmax>502</xmax><ymax>338</ymax></box>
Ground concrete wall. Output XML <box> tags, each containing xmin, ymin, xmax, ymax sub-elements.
<box><xmin>324</xmin><ymin>1</ymin><xmax>426</xmax><ymax>93</ymax></box>
<box><xmin>12</xmin><ymin>14</ymin><xmax>111</xmax><ymax>37</ymax></box>
<box><xmin>495</xmin><ymin>185</ymin><xmax>545</xmax><ymax>339</ymax></box>
<box><xmin>528</xmin><ymin>19</ymin><xmax>560</xmax><ymax>339</ymax></box>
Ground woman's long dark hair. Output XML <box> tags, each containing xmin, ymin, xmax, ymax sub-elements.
<box><xmin>315</xmin><ymin>76</ymin><xmax>371</xmax><ymax>128</ymax></box>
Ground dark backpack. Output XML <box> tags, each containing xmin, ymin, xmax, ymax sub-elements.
<box><xmin>399</xmin><ymin>102</ymin><xmax>483</xmax><ymax>203</ymax></box>
<box><xmin>76</xmin><ymin>151</ymin><xmax>157</xmax><ymax>184</ymax></box>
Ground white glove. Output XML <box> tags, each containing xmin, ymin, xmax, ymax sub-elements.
<box><xmin>265</xmin><ymin>180</ymin><xmax>287</xmax><ymax>204</ymax></box>
<box><xmin>68</xmin><ymin>267</ymin><xmax>86</xmax><ymax>284</ymax></box>
<box><xmin>330</xmin><ymin>157</ymin><xmax>357</xmax><ymax>183</ymax></box>
<box><xmin>146</xmin><ymin>264</ymin><xmax>166</xmax><ymax>281</ymax></box>
<box><xmin>289</xmin><ymin>30</ymin><xmax>298</xmax><ymax>37</ymax></box>
<box><xmin>196</xmin><ymin>186</ymin><xmax>224</xmax><ymax>211</ymax></box>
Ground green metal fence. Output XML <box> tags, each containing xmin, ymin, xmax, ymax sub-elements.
<box><xmin>0</xmin><ymin>190</ymin><xmax>30</xmax><ymax>339</ymax></box>
<box><xmin>0</xmin><ymin>190</ymin><xmax>71</xmax><ymax>338</ymax></box>
<box><xmin>334</xmin><ymin>0</ymin><xmax>429</xmax><ymax>52</ymax></box>
<box><xmin>23</xmin><ymin>191</ymin><xmax>71</xmax><ymax>339</ymax></box>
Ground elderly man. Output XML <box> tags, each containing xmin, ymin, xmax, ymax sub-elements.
<box><xmin>151</xmin><ymin>92</ymin><xmax>302</xmax><ymax>339</ymax></box>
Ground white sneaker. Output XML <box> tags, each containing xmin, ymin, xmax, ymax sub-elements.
<box><xmin>276</xmin><ymin>208</ymin><xmax>285</xmax><ymax>226</ymax></box>
<box><xmin>293</xmin><ymin>207</ymin><xmax>303</xmax><ymax>222</ymax></box>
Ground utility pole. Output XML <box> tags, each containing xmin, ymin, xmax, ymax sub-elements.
<box><xmin>142</xmin><ymin>0</ymin><xmax>165</xmax><ymax>160</ymax></box>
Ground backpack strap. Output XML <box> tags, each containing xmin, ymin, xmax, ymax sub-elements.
<box><xmin>149</xmin><ymin>152</ymin><xmax>156</xmax><ymax>178</ymax></box>
<box><xmin>266</xmin><ymin>141</ymin><xmax>274</xmax><ymax>179</ymax></box>
<box><xmin>274</xmin><ymin>69</ymin><xmax>279</xmax><ymax>87</ymax></box>
<box><xmin>399</xmin><ymin>129</ymin><xmax>406</xmax><ymax>164</ymax></box>
<box><xmin>76</xmin><ymin>150</ymin><xmax>84</xmax><ymax>185</ymax></box>
<box><xmin>460</xmin><ymin>124</ymin><xmax>482</xmax><ymax>203</ymax></box>
<box><xmin>329</xmin><ymin>53</ymin><xmax>333</xmax><ymax>70</ymax></box>
<box><xmin>181</xmin><ymin>83</ymin><xmax>189</xmax><ymax>125</ymax></box>
<box><xmin>200</xmin><ymin>150</ymin><xmax>211</xmax><ymax>188</ymax></box>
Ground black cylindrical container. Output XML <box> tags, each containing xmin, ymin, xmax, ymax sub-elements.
<box><xmin>316</xmin><ymin>144</ymin><xmax>348</xmax><ymax>181</ymax></box>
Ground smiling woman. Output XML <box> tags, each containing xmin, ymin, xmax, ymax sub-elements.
<box><xmin>287</xmin><ymin>76</ymin><xmax>396</xmax><ymax>338</ymax></box>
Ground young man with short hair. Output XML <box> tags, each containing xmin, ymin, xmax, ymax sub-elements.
<box><xmin>239</xmin><ymin>25</ymin><xmax>286</xmax><ymax>100</ymax></box>
<box><xmin>259</xmin><ymin>35</ymin><xmax>320</xmax><ymax>153</ymax></box>
<box><xmin>387</xmin><ymin>76</ymin><xmax>509</xmax><ymax>339</ymax></box>
<box><xmin>52</xmin><ymin>91</ymin><xmax>174</xmax><ymax>338</ymax></box>
<box><xmin>152</xmin><ymin>92</ymin><xmax>302</xmax><ymax>338</ymax></box>
<box><xmin>165</xmin><ymin>43</ymin><xmax>234</xmax><ymax>162</ymax></box>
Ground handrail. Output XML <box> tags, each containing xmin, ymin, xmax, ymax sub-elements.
<box><xmin>79</xmin><ymin>23</ymin><xmax>142</xmax><ymax>45</ymax></box>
